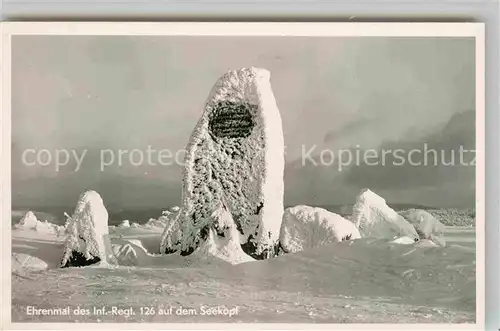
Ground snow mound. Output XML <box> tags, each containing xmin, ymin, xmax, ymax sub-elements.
<box><xmin>118</xmin><ymin>220</ymin><xmax>131</xmax><ymax>228</ymax></box>
<box><xmin>14</xmin><ymin>211</ymin><xmax>65</xmax><ymax>236</ymax></box>
<box><xmin>111</xmin><ymin>239</ymin><xmax>150</xmax><ymax>266</ymax></box>
<box><xmin>390</xmin><ymin>236</ymin><xmax>416</xmax><ymax>245</ymax></box>
<box><xmin>402</xmin><ymin>209</ymin><xmax>446</xmax><ymax>247</ymax></box>
<box><xmin>12</xmin><ymin>253</ymin><xmax>48</xmax><ymax>273</ymax></box>
<box><xmin>170</xmin><ymin>206</ymin><xmax>180</xmax><ymax>212</ymax></box>
<box><xmin>195</xmin><ymin>206</ymin><xmax>255</xmax><ymax>265</ymax></box>
<box><xmin>163</xmin><ymin>67</ymin><xmax>285</xmax><ymax>260</ymax></box>
<box><xmin>60</xmin><ymin>190</ymin><xmax>116</xmax><ymax>268</ymax></box>
<box><xmin>351</xmin><ymin>189</ymin><xmax>419</xmax><ymax>240</ymax></box>
<box><xmin>279</xmin><ymin>205</ymin><xmax>361</xmax><ymax>254</ymax></box>
<box><xmin>414</xmin><ymin>239</ymin><xmax>440</xmax><ymax>248</ymax></box>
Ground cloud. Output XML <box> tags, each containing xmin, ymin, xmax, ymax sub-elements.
<box><xmin>11</xmin><ymin>36</ymin><xmax>475</xmax><ymax>209</ymax></box>
<box><xmin>285</xmin><ymin>110</ymin><xmax>475</xmax><ymax>208</ymax></box>
<box><xmin>341</xmin><ymin>110</ymin><xmax>475</xmax><ymax>190</ymax></box>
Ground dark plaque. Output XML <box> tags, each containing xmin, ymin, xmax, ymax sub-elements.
<box><xmin>208</xmin><ymin>101</ymin><xmax>256</xmax><ymax>138</ymax></box>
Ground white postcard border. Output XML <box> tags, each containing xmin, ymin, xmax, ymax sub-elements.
<box><xmin>0</xmin><ymin>21</ymin><xmax>486</xmax><ymax>331</ymax></box>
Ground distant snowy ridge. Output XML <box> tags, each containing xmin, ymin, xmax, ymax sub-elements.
<box><xmin>13</xmin><ymin>211</ymin><xmax>65</xmax><ymax>236</ymax></box>
<box><xmin>109</xmin><ymin>206</ymin><xmax>181</xmax><ymax>233</ymax></box>
<box><xmin>423</xmin><ymin>208</ymin><xmax>475</xmax><ymax>227</ymax></box>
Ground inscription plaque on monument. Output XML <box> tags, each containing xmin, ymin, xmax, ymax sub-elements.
<box><xmin>208</xmin><ymin>101</ymin><xmax>256</xmax><ymax>139</ymax></box>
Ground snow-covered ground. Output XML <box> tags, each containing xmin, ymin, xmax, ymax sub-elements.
<box><xmin>11</xmin><ymin>212</ymin><xmax>475</xmax><ymax>323</ymax></box>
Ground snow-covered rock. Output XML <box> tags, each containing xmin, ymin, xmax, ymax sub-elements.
<box><xmin>111</xmin><ymin>239</ymin><xmax>149</xmax><ymax>266</ymax></box>
<box><xmin>60</xmin><ymin>190</ymin><xmax>116</xmax><ymax>268</ymax></box>
<box><xmin>162</xmin><ymin>68</ymin><xmax>285</xmax><ymax>260</ymax></box>
<box><xmin>351</xmin><ymin>189</ymin><xmax>419</xmax><ymax>240</ymax></box>
<box><xmin>279</xmin><ymin>205</ymin><xmax>361</xmax><ymax>254</ymax></box>
<box><xmin>118</xmin><ymin>220</ymin><xmax>131</xmax><ymax>228</ymax></box>
<box><xmin>15</xmin><ymin>211</ymin><xmax>38</xmax><ymax>229</ymax></box>
<box><xmin>14</xmin><ymin>211</ymin><xmax>65</xmax><ymax>236</ymax></box>
<box><xmin>131</xmin><ymin>222</ymin><xmax>140</xmax><ymax>228</ymax></box>
<box><xmin>12</xmin><ymin>253</ymin><xmax>48</xmax><ymax>273</ymax></box>
<box><xmin>170</xmin><ymin>206</ymin><xmax>180</xmax><ymax>212</ymax></box>
<box><xmin>402</xmin><ymin>209</ymin><xmax>446</xmax><ymax>247</ymax></box>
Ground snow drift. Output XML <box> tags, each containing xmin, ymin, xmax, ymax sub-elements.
<box><xmin>195</xmin><ymin>205</ymin><xmax>255</xmax><ymax>264</ymax></box>
<box><xmin>390</xmin><ymin>236</ymin><xmax>416</xmax><ymax>245</ymax></box>
<box><xmin>161</xmin><ymin>67</ymin><xmax>285</xmax><ymax>259</ymax></box>
<box><xmin>351</xmin><ymin>189</ymin><xmax>419</xmax><ymax>240</ymax></box>
<box><xmin>402</xmin><ymin>209</ymin><xmax>446</xmax><ymax>246</ymax></box>
<box><xmin>279</xmin><ymin>205</ymin><xmax>361</xmax><ymax>254</ymax></box>
<box><xmin>60</xmin><ymin>190</ymin><xmax>116</xmax><ymax>268</ymax></box>
<box><xmin>12</xmin><ymin>253</ymin><xmax>48</xmax><ymax>274</ymax></box>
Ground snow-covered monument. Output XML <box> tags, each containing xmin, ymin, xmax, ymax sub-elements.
<box><xmin>160</xmin><ymin>67</ymin><xmax>285</xmax><ymax>259</ymax></box>
<box><xmin>60</xmin><ymin>190</ymin><xmax>115</xmax><ymax>268</ymax></box>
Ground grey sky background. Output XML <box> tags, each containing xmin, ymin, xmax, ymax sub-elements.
<box><xmin>11</xmin><ymin>36</ymin><xmax>475</xmax><ymax>209</ymax></box>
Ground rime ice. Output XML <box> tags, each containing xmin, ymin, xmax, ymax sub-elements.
<box><xmin>16</xmin><ymin>211</ymin><xmax>38</xmax><ymax>229</ymax></box>
<box><xmin>159</xmin><ymin>211</ymin><xmax>183</xmax><ymax>254</ymax></box>
<box><xmin>351</xmin><ymin>189</ymin><xmax>419</xmax><ymax>241</ymax></box>
<box><xmin>279</xmin><ymin>205</ymin><xmax>361</xmax><ymax>254</ymax></box>
<box><xmin>160</xmin><ymin>68</ymin><xmax>284</xmax><ymax>259</ymax></box>
<box><xmin>195</xmin><ymin>206</ymin><xmax>255</xmax><ymax>264</ymax></box>
<box><xmin>60</xmin><ymin>190</ymin><xmax>115</xmax><ymax>268</ymax></box>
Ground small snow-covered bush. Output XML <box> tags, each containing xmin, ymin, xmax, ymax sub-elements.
<box><xmin>60</xmin><ymin>190</ymin><xmax>115</xmax><ymax>268</ymax></box>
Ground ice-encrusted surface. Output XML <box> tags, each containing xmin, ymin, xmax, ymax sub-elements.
<box><xmin>351</xmin><ymin>189</ymin><xmax>419</xmax><ymax>240</ymax></box>
<box><xmin>60</xmin><ymin>190</ymin><xmax>114</xmax><ymax>268</ymax></box>
<box><xmin>161</xmin><ymin>67</ymin><xmax>284</xmax><ymax>259</ymax></box>
<box><xmin>159</xmin><ymin>210</ymin><xmax>183</xmax><ymax>254</ymax></box>
<box><xmin>280</xmin><ymin>205</ymin><xmax>361</xmax><ymax>254</ymax></box>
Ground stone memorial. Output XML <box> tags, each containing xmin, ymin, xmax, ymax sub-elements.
<box><xmin>160</xmin><ymin>67</ymin><xmax>284</xmax><ymax>259</ymax></box>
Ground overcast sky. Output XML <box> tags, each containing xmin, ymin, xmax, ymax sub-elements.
<box><xmin>11</xmin><ymin>36</ymin><xmax>475</xmax><ymax>209</ymax></box>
